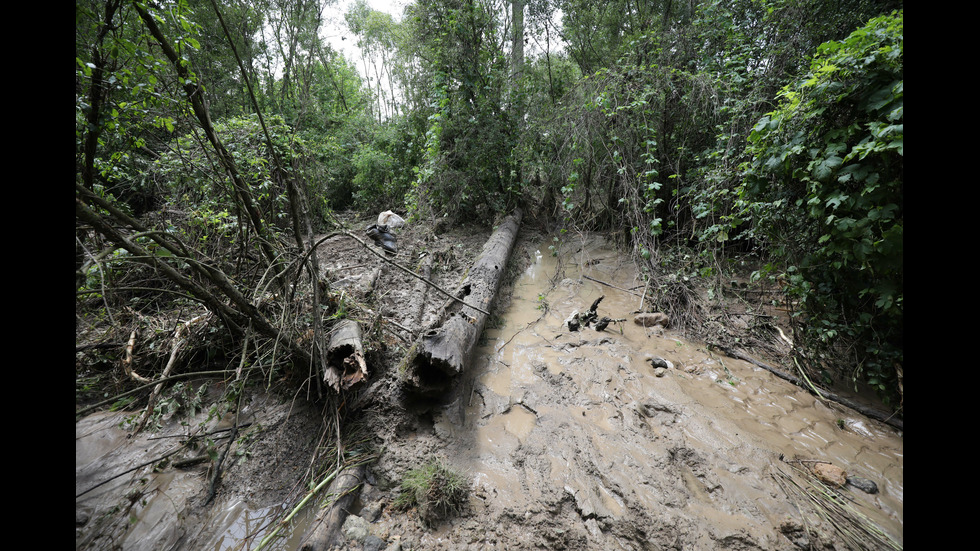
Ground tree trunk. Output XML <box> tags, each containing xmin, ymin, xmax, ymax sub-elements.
<box><xmin>405</xmin><ymin>209</ymin><xmax>523</xmax><ymax>396</ymax></box>
<box><xmin>299</xmin><ymin>463</ymin><xmax>366</xmax><ymax>551</ymax></box>
<box><xmin>511</xmin><ymin>0</ymin><xmax>524</xmax><ymax>82</ymax></box>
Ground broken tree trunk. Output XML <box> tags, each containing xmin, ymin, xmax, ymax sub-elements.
<box><xmin>324</xmin><ymin>319</ymin><xmax>368</xmax><ymax>391</ymax></box>
<box><xmin>299</xmin><ymin>462</ymin><xmax>366</xmax><ymax>551</ymax></box>
<box><xmin>405</xmin><ymin>209</ymin><xmax>523</xmax><ymax>396</ymax></box>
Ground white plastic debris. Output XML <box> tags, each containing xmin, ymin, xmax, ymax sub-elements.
<box><xmin>378</xmin><ymin>210</ymin><xmax>406</xmax><ymax>229</ymax></box>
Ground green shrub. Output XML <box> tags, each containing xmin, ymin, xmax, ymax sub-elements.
<box><xmin>738</xmin><ymin>11</ymin><xmax>903</xmax><ymax>406</ymax></box>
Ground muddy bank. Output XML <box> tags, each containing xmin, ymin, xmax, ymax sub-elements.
<box><xmin>76</xmin><ymin>223</ymin><xmax>903</xmax><ymax>551</ymax></box>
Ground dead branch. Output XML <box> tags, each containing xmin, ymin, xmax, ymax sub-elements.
<box><xmin>709</xmin><ymin>344</ymin><xmax>903</xmax><ymax>431</ymax></box>
<box><xmin>583</xmin><ymin>274</ymin><xmax>644</xmax><ymax>298</ymax></box>
<box><xmin>76</xmin><ymin>189</ymin><xmax>317</xmax><ymax>371</ymax></box>
<box><xmin>121</xmin><ymin>329</ymin><xmax>151</xmax><ymax>384</ymax></box>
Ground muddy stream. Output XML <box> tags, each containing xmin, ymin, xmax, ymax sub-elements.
<box><xmin>418</xmin><ymin>235</ymin><xmax>903</xmax><ymax>549</ymax></box>
<box><xmin>76</xmin><ymin>234</ymin><xmax>903</xmax><ymax>550</ymax></box>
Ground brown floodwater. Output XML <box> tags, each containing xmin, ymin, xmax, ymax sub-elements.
<box><xmin>433</xmin><ymin>234</ymin><xmax>903</xmax><ymax>548</ymax></box>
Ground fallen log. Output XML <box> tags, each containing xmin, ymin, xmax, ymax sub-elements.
<box><xmin>324</xmin><ymin>319</ymin><xmax>368</xmax><ymax>391</ymax></box>
<box><xmin>299</xmin><ymin>462</ymin><xmax>366</xmax><ymax>551</ymax></box>
<box><xmin>404</xmin><ymin>209</ymin><xmax>523</xmax><ymax>396</ymax></box>
<box><xmin>411</xmin><ymin>253</ymin><xmax>435</xmax><ymax>329</ymax></box>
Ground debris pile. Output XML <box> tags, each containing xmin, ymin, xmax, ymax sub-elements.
<box><xmin>566</xmin><ymin>296</ymin><xmax>627</xmax><ymax>332</ymax></box>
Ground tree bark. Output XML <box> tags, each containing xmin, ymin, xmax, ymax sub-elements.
<box><xmin>300</xmin><ymin>463</ymin><xmax>366</xmax><ymax>551</ymax></box>
<box><xmin>511</xmin><ymin>0</ymin><xmax>524</xmax><ymax>82</ymax></box>
<box><xmin>324</xmin><ymin>319</ymin><xmax>368</xmax><ymax>391</ymax></box>
<box><xmin>405</xmin><ymin>209</ymin><xmax>523</xmax><ymax>396</ymax></box>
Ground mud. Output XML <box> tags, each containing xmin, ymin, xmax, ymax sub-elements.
<box><xmin>366</xmin><ymin>234</ymin><xmax>903</xmax><ymax>550</ymax></box>
<box><xmin>75</xmin><ymin>219</ymin><xmax>903</xmax><ymax>551</ymax></box>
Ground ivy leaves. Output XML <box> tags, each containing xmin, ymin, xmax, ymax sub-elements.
<box><xmin>739</xmin><ymin>10</ymin><xmax>903</xmax><ymax>404</ymax></box>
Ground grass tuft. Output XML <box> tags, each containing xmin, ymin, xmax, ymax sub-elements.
<box><xmin>394</xmin><ymin>458</ymin><xmax>469</xmax><ymax>525</ymax></box>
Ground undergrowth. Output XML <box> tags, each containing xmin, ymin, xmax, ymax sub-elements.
<box><xmin>394</xmin><ymin>458</ymin><xmax>469</xmax><ymax>525</ymax></box>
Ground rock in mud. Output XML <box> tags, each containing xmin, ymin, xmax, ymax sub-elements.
<box><xmin>810</xmin><ymin>462</ymin><xmax>847</xmax><ymax>487</ymax></box>
<box><xmin>363</xmin><ymin>535</ymin><xmax>385</xmax><ymax>551</ymax></box>
<box><xmin>846</xmin><ymin>476</ymin><xmax>879</xmax><ymax>494</ymax></box>
<box><xmin>342</xmin><ymin>514</ymin><xmax>370</xmax><ymax>542</ymax></box>
<box><xmin>647</xmin><ymin>356</ymin><xmax>673</xmax><ymax>369</ymax></box>
<box><xmin>634</xmin><ymin>312</ymin><xmax>669</xmax><ymax>327</ymax></box>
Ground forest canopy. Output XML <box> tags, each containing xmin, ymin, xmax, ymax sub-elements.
<box><xmin>76</xmin><ymin>0</ymin><xmax>903</xmax><ymax>410</ymax></box>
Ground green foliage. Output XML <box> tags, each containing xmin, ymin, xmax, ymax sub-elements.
<box><xmin>75</xmin><ymin>0</ymin><xmax>188</xmax><ymax>213</ymax></box>
<box><xmin>394</xmin><ymin>458</ymin><xmax>469</xmax><ymax>525</ymax></box>
<box><xmin>76</xmin><ymin>0</ymin><xmax>907</xmax><ymax>414</ymax></box>
<box><xmin>739</xmin><ymin>11</ymin><xmax>903</xmax><ymax>404</ymax></box>
<box><xmin>350</xmin><ymin>118</ymin><xmax>418</xmax><ymax>209</ymax></box>
<box><xmin>151</xmin><ymin>114</ymin><xmax>348</xmax><ymax>230</ymax></box>
<box><xmin>403</xmin><ymin>0</ymin><xmax>522</xmax><ymax>220</ymax></box>
<box><xmin>153</xmin><ymin>115</ymin><xmax>276</xmax><ymax>218</ymax></box>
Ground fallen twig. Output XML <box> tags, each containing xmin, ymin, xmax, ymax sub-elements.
<box><xmin>582</xmin><ymin>274</ymin><xmax>644</xmax><ymax>297</ymax></box>
<box><xmin>76</xmin><ymin>442</ymin><xmax>189</xmax><ymax>499</ymax></box>
<box><xmin>75</xmin><ymin>368</ymin><xmax>259</xmax><ymax>418</ymax></box>
<box><xmin>709</xmin><ymin>344</ymin><xmax>903</xmax><ymax>431</ymax></box>
<box><xmin>121</xmin><ymin>329</ymin><xmax>151</xmax><ymax>384</ymax></box>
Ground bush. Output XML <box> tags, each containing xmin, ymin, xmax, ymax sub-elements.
<box><xmin>738</xmin><ymin>11</ymin><xmax>903</xmax><ymax>407</ymax></box>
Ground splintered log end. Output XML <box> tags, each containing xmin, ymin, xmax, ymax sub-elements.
<box><xmin>325</xmin><ymin>319</ymin><xmax>368</xmax><ymax>391</ymax></box>
<box><xmin>405</xmin><ymin>327</ymin><xmax>466</xmax><ymax>396</ymax></box>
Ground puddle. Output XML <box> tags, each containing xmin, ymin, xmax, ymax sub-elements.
<box><xmin>201</xmin><ymin>500</ymin><xmax>314</xmax><ymax>551</ymax></box>
<box><xmin>447</xmin><ymin>234</ymin><xmax>903</xmax><ymax>547</ymax></box>
<box><xmin>76</xmin><ymin>400</ymin><xmax>320</xmax><ymax>551</ymax></box>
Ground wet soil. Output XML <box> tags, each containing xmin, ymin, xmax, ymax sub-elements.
<box><xmin>75</xmin><ymin>214</ymin><xmax>904</xmax><ymax>550</ymax></box>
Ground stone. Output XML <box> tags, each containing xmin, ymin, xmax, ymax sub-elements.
<box><xmin>363</xmin><ymin>535</ymin><xmax>385</xmax><ymax>551</ymax></box>
<box><xmin>811</xmin><ymin>462</ymin><xmax>847</xmax><ymax>487</ymax></box>
<box><xmin>634</xmin><ymin>312</ymin><xmax>669</xmax><ymax>327</ymax></box>
<box><xmin>846</xmin><ymin>476</ymin><xmax>879</xmax><ymax>494</ymax></box>
<box><xmin>342</xmin><ymin>514</ymin><xmax>370</xmax><ymax>542</ymax></box>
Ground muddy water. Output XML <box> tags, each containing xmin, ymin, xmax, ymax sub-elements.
<box><xmin>434</xmin><ymin>235</ymin><xmax>903</xmax><ymax>548</ymax></box>
<box><xmin>75</xmin><ymin>399</ymin><xmax>318</xmax><ymax>551</ymax></box>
